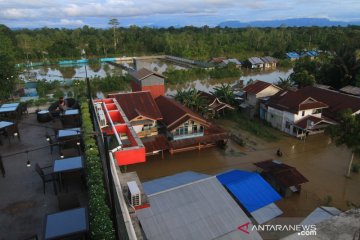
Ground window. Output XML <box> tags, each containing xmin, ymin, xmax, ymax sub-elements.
<box><xmin>302</xmin><ymin>111</ymin><xmax>305</xmax><ymax>116</ymax></box>
<box><xmin>193</xmin><ymin>125</ymin><xmax>198</xmax><ymax>133</ymax></box>
<box><xmin>285</xmin><ymin>121</ymin><xmax>290</xmax><ymax>129</ymax></box>
<box><xmin>143</xmin><ymin>124</ymin><xmax>151</xmax><ymax>131</ymax></box>
<box><xmin>199</xmin><ymin>126</ymin><xmax>204</xmax><ymax>133</ymax></box>
<box><xmin>312</xmin><ymin>109</ymin><xmax>322</xmax><ymax>114</ymax></box>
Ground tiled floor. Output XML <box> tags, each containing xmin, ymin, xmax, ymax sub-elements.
<box><xmin>0</xmin><ymin>114</ymin><xmax>87</xmax><ymax>240</ymax></box>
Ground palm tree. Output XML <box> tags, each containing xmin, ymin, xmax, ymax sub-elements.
<box><xmin>174</xmin><ymin>88</ymin><xmax>208</xmax><ymax>115</ymax></box>
<box><xmin>212</xmin><ymin>83</ymin><xmax>235</xmax><ymax>105</ymax></box>
<box><xmin>334</xmin><ymin>51</ymin><xmax>360</xmax><ymax>86</ymax></box>
<box><xmin>325</xmin><ymin>109</ymin><xmax>360</xmax><ymax>177</ymax></box>
<box><xmin>275</xmin><ymin>76</ymin><xmax>293</xmax><ymax>90</ymax></box>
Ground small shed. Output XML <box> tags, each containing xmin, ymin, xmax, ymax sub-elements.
<box><xmin>254</xmin><ymin>159</ymin><xmax>309</xmax><ymax>197</ymax></box>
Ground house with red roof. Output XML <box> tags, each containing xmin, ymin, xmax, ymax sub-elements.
<box><xmin>155</xmin><ymin>95</ymin><xmax>229</xmax><ymax>153</ymax></box>
<box><xmin>264</xmin><ymin>90</ymin><xmax>335</xmax><ymax>137</ymax></box>
<box><xmin>130</xmin><ymin>68</ymin><xmax>165</xmax><ymax>99</ymax></box>
<box><xmin>297</xmin><ymin>86</ymin><xmax>360</xmax><ymax>120</ymax></box>
<box><xmin>108</xmin><ymin>91</ymin><xmax>163</xmax><ymax>139</ymax></box>
<box><xmin>254</xmin><ymin>159</ymin><xmax>308</xmax><ymax>197</ymax></box>
<box><xmin>242</xmin><ymin>80</ymin><xmax>282</xmax><ymax>116</ymax></box>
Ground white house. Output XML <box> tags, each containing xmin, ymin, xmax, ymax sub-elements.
<box><xmin>242</xmin><ymin>80</ymin><xmax>282</xmax><ymax>116</ymax></box>
<box><xmin>265</xmin><ymin>90</ymin><xmax>334</xmax><ymax>138</ymax></box>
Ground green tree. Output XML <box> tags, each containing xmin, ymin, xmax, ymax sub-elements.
<box><xmin>290</xmin><ymin>70</ymin><xmax>316</xmax><ymax>88</ymax></box>
<box><xmin>212</xmin><ymin>83</ymin><xmax>235</xmax><ymax>105</ymax></box>
<box><xmin>108</xmin><ymin>18</ymin><xmax>119</xmax><ymax>53</ymax></box>
<box><xmin>325</xmin><ymin>110</ymin><xmax>360</xmax><ymax>177</ymax></box>
<box><xmin>174</xmin><ymin>88</ymin><xmax>208</xmax><ymax>114</ymax></box>
<box><xmin>0</xmin><ymin>25</ymin><xmax>17</xmax><ymax>100</ymax></box>
<box><xmin>275</xmin><ymin>77</ymin><xmax>293</xmax><ymax>90</ymax></box>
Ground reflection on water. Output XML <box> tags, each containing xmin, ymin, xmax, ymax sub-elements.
<box><xmin>166</xmin><ymin>68</ymin><xmax>293</xmax><ymax>95</ymax></box>
<box><xmin>19</xmin><ymin>63</ymin><xmax>120</xmax><ymax>82</ymax></box>
<box><xmin>142</xmin><ymin>59</ymin><xmax>186</xmax><ymax>74</ymax></box>
<box><xmin>20</xmin><ymin>60</ymin><xmax>292</xmax><ymax>96</ymax></box>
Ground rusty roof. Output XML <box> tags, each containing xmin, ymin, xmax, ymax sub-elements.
<box><xmin>155</xmin><ymin>96</ymin><xmax>209</xmax><ymax>131</ymax></box>
<box><xmin>108</xmin><ymin>91</ymin><xmax>163</xmax><ymax>121</ymax></box>
<box><xmin>297</xmin><ymin>86</ymin><xmax>360</xmax><ymax>119</ymax></box>
<box><xmin>268</xmin><ymin>90</ymin><xmax>328</xmax><ymax>114</ymax></box>
<box><xmin>130</xmin><ymin>68</ymin><xmax>164</xmax><ymax>80</ymax></box>
<box><xmin>142</xmin><ymin>135</ymin><xmax>169</xmax><ymax>153</ymax></box>
<box><xmin>294</xmin><ymin>115</ymin><xmax>324</xmax><ymax>129</ymax></box>
<box><xmin>254</xmin><ymin>160</ymin><xmax>308</xmax><ymax>187</ymax></box>
<box><xmin>243</xmin><ymin>80</ymin><xmax>280</xmax><ymax>95</ymax></box>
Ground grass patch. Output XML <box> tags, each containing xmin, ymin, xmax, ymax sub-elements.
<box><xmin>224</xmin><ymin>111</ymin><xmax>281</xmax><ymax>141</ymax></box>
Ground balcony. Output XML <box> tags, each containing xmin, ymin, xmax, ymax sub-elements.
<box><xmin>137</xmin><ymin>128</ymin><xmax>158</xmax><ymax>138</ymax></box>
<box><xmin>173</xmin><ymin>131</ymin><xmax>204</xmax><ymax>140</ymax></box>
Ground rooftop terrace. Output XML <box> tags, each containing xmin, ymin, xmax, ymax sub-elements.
<box><xmin>0</xmin><ymin>113</ymin><xmax>87</xmax><ymax>239</ymax></box>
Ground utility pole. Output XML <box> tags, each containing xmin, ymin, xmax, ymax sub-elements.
<box><xmin>82</xmin><ymin>49</ymin><xmax>91</xmax><ymax>100</ymax></box>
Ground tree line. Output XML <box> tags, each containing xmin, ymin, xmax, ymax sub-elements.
<box><xmin>2</xmin><ymin>24</ymin><xmax>360</xmax><ymax>62</ymax></box>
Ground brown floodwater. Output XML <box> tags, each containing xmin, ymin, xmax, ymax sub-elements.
<box><xmin>127</xmin><ymin>119</ymin><xmax>360</xmax><ymax>218</ymax></box>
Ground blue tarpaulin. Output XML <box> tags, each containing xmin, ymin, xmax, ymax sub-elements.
<box><xmin>217</xmin><ymin>170</ymin><xmax>281</xmax><ymax>212</ymax></box>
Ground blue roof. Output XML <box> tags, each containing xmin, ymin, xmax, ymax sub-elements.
<box><xmin>216</xmin><ymin>170</ymin><xmax>281</xmax><ymax>212</ymax></box>
<box><xmin>286</xmin><ymin>52</ymin><xmax>300</xmax><ymax>59</ymax></box>
<box><xmin>143</xmin><ymin>171</ymin><xmax>210</xmax><ymax>195</ymax></box>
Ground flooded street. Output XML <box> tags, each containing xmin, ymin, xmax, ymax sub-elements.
<box><xmin>128</xmin><ymin>119</ymin><xmax>360</xmax><ymax>218</ymax></box>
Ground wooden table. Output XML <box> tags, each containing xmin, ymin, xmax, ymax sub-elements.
<box><xmin>57</xmin><ymin>128</ymin><xmax>81</xmax><ymax>140</ymax></box>
<box><xmin>43</xmin><ymin>207</ymin><xmax>88</xmax><ymax>240</ymax></box>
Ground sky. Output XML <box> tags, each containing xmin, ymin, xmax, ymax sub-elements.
<box><xmin>0</xmin><ymin>0</ymin><xmax>360</xmax><ymax>28</ymax></box>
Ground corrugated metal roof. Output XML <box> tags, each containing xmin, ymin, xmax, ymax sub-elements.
<box><xmin>286</xmin><ymin>52</ymin><xmax>300</xmax><ymax>59</ymax></box>
<box><xmin>248</xmin><ymin>57</ymin><xmax>264</xmax><ymax>65</ymax></box>
<box><xmin>137</xmin><ymin>177</ymin><xmax>262</xmax><ymax>240</ymax></box>
<box><xmin>142</xmin><ymin>171</ymin><xmax>210</xmax><ymax>195</ymax></box>
<box><xmin>130</xmin><ymin>67</ymin><xmax>164</xmax><ymax>80</ymax></box>
<box><xmin>217</xmin><ymin>170</ymin><xmax>281</xmax><ymax>212</ymax></box>
<box><xmin>250</xmin><ymin>203</ymin><xmax>283</xmax><ymax>224</ymax></box>
<box><xmin>300</xmin><ymin>206</ymin><xmax>341</xmax><ymax>226</ymax></box>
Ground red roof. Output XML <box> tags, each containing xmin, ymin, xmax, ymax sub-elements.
<box><xmin>108</xmin><ymin>91</ymin><xmax>163</xmax><ymax>121</ymax></box>
<box><xmin>243</xmin><ymin>80</ymin><xmax>280</xmax><ymax>95</ymax></box>
<box><xmin>254</xmin><ymin>160</ymin><xmax>308</xmax><ymax>187</ymax></box>
<box><xmin>297</xmin><ymin>86</ymin><xmax>360</xmax><ymax>119</ymax></box>
<box><xmin>130</xmin><ymin>68</ymin><xmax>164</xmax><ymax>80</ymax></box>
<box><xmin>268</xmin><ymin>90</ymin><xmax>328</xmax><ymax>114</ymax></box>
<box><xmin>210</xmin><ymin>57</ymin><xmax>226</xmax><ymax>63</ymax></box>
<box><xmin>294</xmin><ymin>115</ymin><xmax>325</xmax><ymax>129</ymax></box>
<box><xmin>155</xmin><ymin>96</ymin><xmax>209</xmax><ymax>131</ymax></box>
<box><xmin>142</xmin><ymin>135</ymin><xmax>169</xmax><ymax>153</ymax></box>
